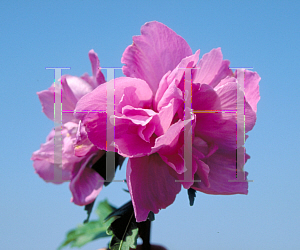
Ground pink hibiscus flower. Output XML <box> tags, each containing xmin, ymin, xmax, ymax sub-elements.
<box><xmin>31</xmin><ymin>50</ymin><xmax>109</xmax><ymax>205</ymax></box>
<box><xmin>75</xmin><ymin>21</ymin><xmax>260</xmax><ymax>221</ymax></box>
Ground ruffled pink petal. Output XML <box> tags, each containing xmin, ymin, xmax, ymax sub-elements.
<box><xmin>157</xmin><ymin>99</ymin><xmax>182</xmax><ymax>134</ymax></box>
<box><xmin>192</xmin><ymin>147</ymin><xmax>249</xmax><ymax>194</ymax></box>
<box><xmin>78</xmin><ymin>106</ymin><xmax>155</xmax><ymax>158</ymax></box>
<box><xmin>153</xmin><ymin>71</ymin><xmax>171</xmax><ymax>111</ymax></box>
<box><xmin>153</xmin><ymin>51</ymin><xmax>200</xmax><ymax>112</ymax></box>
<box><xmin>81</xmin><ymin>50</ymin><xmax>106</xmax><ymax>88</ymax></box>
<box><xmin>215</xmin><ymin>77</ymin><xmax>257</xmax><ymax>133</ymax></box>
<box><xmin>75</xmin><ymin>77</ymin><xmax>153</xmax><ymax>121</ymax></box>
<box><xmin>32</xmin><ymin>160</ymin><xmax>71</xmax><ymax>184</ymax></box>
<box><xmin>156</xmin><ymin>81</ymin><xmax>183</xmax><ymax>112</ymax></box>
<box><xmin>113</xmin><ymin>107</ymin><xmax>158</xmax><ymax>157</ymax></box>
<box><xmin>38</xmin><ymin>75</ymin><xmax>94</xmax><ymax>124</ymax></box>
<box><xmin>115</xmin><ymin>132</ymin><xmax>154</xmax><ymax>157</ymax></box>
<box><xmin>168</xmin><ymin>50</ymin><xmax>200</xmax><ymax>88</ymax></box>
<box><xmin>61</xmin><ymin>76</ymin><xmax>78</xmax><ymax>108</ymax></box>
<box><xmin>89</xmin><ymin>49</ymin><xmax>100</xmax><ymax>78</ymax></box>
<box><xmin>37</xmin><ymin>87</ymin><xmax>55</xmax><ymax>121</ymax></box>
<box><xmin>242</xmin><ymin>70</ymin><xmax>261</xmax><ymax>113</ymax></box>
<box><xmin>127</xmin><ymin>154</ymin><xmax>181</xmax><ymax>222</ymax></box>
<box><xmin>193</xmin><ymin>84</ymin><xmax>242</xmax><ymax>150</ymax></box>
<box><xmin>151</xmin><ymin>120</ymin><xmax>185</xmax><ymax>173</ymax></box>
<box><xmin>121</xmin><ymin>21</ymin><xmax>192</xmax><ymax>93</ymax></box>
<box><xmin>159</xmin><ymin>152</ymin><xmax>184</xmax><ymax>176</ymax></box>
<box><xmin>193</xmin><ymin>48</ymin><xmax>232</xmax><ymax>87</ymax></box>
<box><xmin>64</xmin><ymin>75</ymin><xmax>94</xmax><ymax>103</ymax></box>
<box><xmin>74</xmin><ymin>121</ymin><xmax>98</xmax><ymax>157</ymax></box>
<box><xmin>117</xmin><ymin>86</ymin><xmax>143</xmax><ymax>113</ymax></box>
<box><xmin>31</xmin><ymin>123</ymin><xmax>80</xmax><ymax>183</ymax></box>
<box><xmin>75</xmin><ymin>77</ymin><xmax>153</xmax><ymax>156</ymax></box>
<box><xmin>88</xmin><ymin>49</ymin><xmax>106</xmax><ymax>87</ymax></box>
<box><xmin>38</xmin><ymin>50</ymin><xmax>105</xmax><ymax>123</ymax></box>
<box><xmin>121</xmin><ymin>106</ymin><xmax>157</xmax><ymax>125</ymax></box>
<box><xmin>80</xmin><ymin>112</ymin><xmax>108</xmax><ymax>151</ymax></box>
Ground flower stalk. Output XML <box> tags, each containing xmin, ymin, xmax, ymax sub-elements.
<box><xmin>138</xmin><ymin>220</ymin><xmax>151</xmax><ymax>250</ymax></box>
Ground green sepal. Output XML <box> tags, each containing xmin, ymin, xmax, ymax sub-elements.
<box><xmin>83</xmin><ymin>199</ymin><xmax>95</xmax><ymax>223</ymax></box>
<box><xmin>188</xmin><ymin>188</ymin><xmax>197</xmax><ymax>206</ymax></box>
<box><xmin>147</xmin><ymin>211</ymin><xmax>155</xmax><ymax>222</ymax></box>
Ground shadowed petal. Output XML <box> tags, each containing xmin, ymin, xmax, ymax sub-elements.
<box><xmin>70</xmin><ymin>154</ymin><xmax>104</xmax><ymax>205</ymax></box>
<box><xmin>192</xmin><ymin>147</ymin><xmax>249</xmax><ymax>194</ymax></box>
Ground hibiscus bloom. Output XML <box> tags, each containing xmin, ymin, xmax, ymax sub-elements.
<box><xmin>32</xmin><ymin>50</ymin><xmax>109</xmax><ymax>205</ymax></box>
<box><xmin>75</xmin><ymin>21</ymin><xmax>260</xmax><ymax>221</ymax></box>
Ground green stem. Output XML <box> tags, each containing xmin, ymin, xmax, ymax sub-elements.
<box><xmin>138</xmin><ymin>220</ymin><xmax>151</xmax><ymax>250</ymax></box>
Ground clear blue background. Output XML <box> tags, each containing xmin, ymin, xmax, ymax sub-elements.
<box><xmin>1</xmin><ymin>1</ymin><xmax>299</xmax><ymax>249</ymax></box>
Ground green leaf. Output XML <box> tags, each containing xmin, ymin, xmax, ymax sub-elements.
<box><xmin>96</xmin><ymin>199</ymin><xmax>117</xmax><ymax>220</ymax></box>
<box><xmin>107</xmin><ymin>212</ymin><xmax>139</xmax><ymax>250</ymax></box>
<box><xmin>58</xmin><ymin>199</ymin><xmax>116</xmax><ymax>250</ymax></box>
<box><xmin>58</xmin><ymin>221</ymin><xmax>108</xmax><ymax>249</ymax></box>
<box><xmin>188</xmin><ymin>188</ymin><xmax>196</xmax><ymax>206</ymax></box>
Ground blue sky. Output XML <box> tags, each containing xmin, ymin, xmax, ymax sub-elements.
<box><xmin>1</xmin><ymin>0</ymin><xmax>299</xmax><ymax>249</ymax></box>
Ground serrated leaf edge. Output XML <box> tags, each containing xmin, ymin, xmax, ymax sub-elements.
<box><xmin>119</xmin><ymin>212</ymin><xmax>134</xmax><ymax>250</ymax></box>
